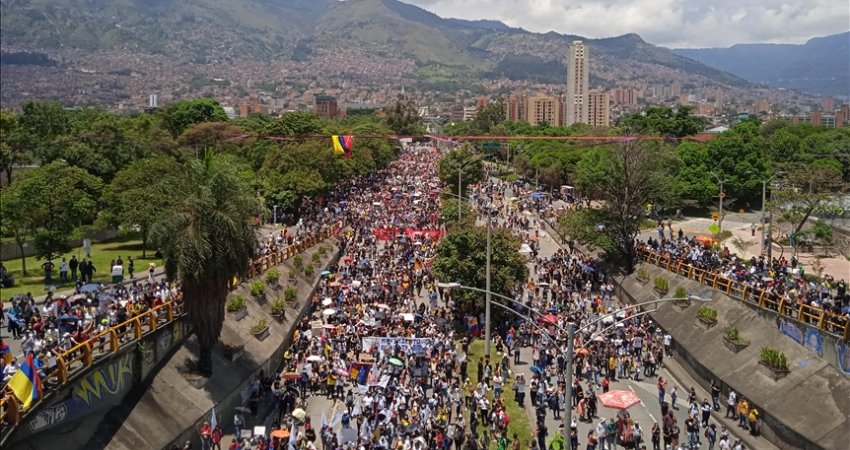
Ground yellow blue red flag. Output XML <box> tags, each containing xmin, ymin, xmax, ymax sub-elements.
<box><xmin>331</xmin><ymin>135</ymin><xmax>353</xmax><ymax>158</ymax></box>
<box><xmin>8</xmin><ymin>353</ymin><xmax>42</xmax><ymax>410</ymax></box>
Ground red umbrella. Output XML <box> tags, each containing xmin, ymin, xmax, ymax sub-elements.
<box><xmin>540</xmin><ymin>314</ymin><xmax>558</xmax><ymax>324</ymax></box>
<box><xmin>598</xmin><ymin>390</ymin><xmax>641</xmax><ymax>410</ymax></box>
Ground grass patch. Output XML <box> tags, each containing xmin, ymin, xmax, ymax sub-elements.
<box><xmin>0</xmin><ymin>238</ymin><xmax>161</xmax><ymax>298</ymax></box>
<box><xmin>465</xmin><ymin>340</ymin><xmax>533</xmax><ymax>449</ymax></box>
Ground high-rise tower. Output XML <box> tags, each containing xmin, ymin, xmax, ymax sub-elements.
<box><xmin>565</xmin><ymin>40</ymin><xmax>589</xmax><ymax>125</ymax></box>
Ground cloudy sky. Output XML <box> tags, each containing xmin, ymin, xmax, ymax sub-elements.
<box><xmin>404</xmin><ymin>0</ymin><xmax>850</xmax><ymax>48</ymax></box>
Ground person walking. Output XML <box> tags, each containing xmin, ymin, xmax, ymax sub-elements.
<box><xmin>657</xmin><ymin>377</ymin><xmax>667</xmax><ymax>404</ymax></box>
<box><xmin>726</xmin><ymin>390</ymin><xmax>737</xmax><ymax>419</ymax></box>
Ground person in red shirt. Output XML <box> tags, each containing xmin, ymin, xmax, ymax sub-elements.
<box><xmin>199</xmin><ymin>421</ymin><xmax>212</xmax><ymax>450</ymax></box>
<box><xmin>228</xmin><ymin>439</ymin><xmax>239</xmax><ymax>450</ymax></box>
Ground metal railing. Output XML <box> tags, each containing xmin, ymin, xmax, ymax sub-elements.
<box><xmin>0</xmin><ymin>225</ymin><xmax>339</xmax><ymax>433</ymax></box>
<box><xmin>638</xmin><ymin>247</ymin><xmax>850</xmax><ymax>341</ymax></box>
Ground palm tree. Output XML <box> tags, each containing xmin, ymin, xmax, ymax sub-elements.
<box><xmin>151</xmin><ymin>152</ymin><xmax>259</xmax><ymax>376</ymax></box>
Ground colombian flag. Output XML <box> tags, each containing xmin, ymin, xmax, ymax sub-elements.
<box><xmin>332</xmin><ymin>135</ymin><xmax>353</xmax><ymax>158</ymax></box>
<box><xmin>468</xmin><ymin>317</ymin><xmax>480</xmax><ymax>336</ymax></box>
<box><xmin>8</xmin><ymin>353</ymin><xmax>42</xmax><ymax>410</ymax></box>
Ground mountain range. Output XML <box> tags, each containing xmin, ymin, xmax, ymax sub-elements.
<box><xmin>0</xmin><ymin>0</ymin><xmax>836</xmax><ymax>107</ymax></box>
<box><xmin>674</xmin><ymin>32</ymin><xmax>850</xmax><ymax>97</ymax></box>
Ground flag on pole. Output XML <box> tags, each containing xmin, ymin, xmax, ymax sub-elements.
<box><xmin>288</xmin><ymin>421</ymin><xmax>298</xmax><ymax>450</ymax></box>
<box><xmin>331</xmin><ymin>135</ymin><xmax>353</xmax><ymax>158</ymax></box>
<box><xmin>209</xmin><ymin>406</ymin><xmax>218</xmax><ymax>430</ymax></box>
<box><xmin>8</xmin><ymin>353</ymin><xmax>42</xmax><ymax>410</ymax></box>
<box><xmin>321</xmin><ymin>411</ymin><xmax>328</xmax><ymax>429</ymax></box>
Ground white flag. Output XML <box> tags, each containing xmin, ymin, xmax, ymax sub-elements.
<box><xmin>288</xmin><ymin>421</ymin><xmax>297</xmax><ymax>450</ymax></box>
<box><xmin>209</xmin><ymin>406</ymin><xmax>217</xmax><ymax>430</ymax></box>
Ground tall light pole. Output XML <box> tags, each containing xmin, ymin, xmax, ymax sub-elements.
<box><xmin>711</xmin><ymin>173</ymin><xmax>730</xmax><ymax>234</ymax></box>
<box><xmin>759</xmin><ymin>172</ymin><xmax>784</xmax><ymax>260</ymax></box>
<box><xmin>455</xmin><ymin>158</ymin><xmax>479</xmax><ymax>223</ymax></box>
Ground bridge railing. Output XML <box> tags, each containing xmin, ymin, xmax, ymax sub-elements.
<box><xmin>0</xmin><ymin>225</ymin><xmax>339</xmax><ymax>433</ymax></box>
<box><xmin>638</xmin><ymin>247</ymin><xmax>850</xmax><ymax>342</ymax></box>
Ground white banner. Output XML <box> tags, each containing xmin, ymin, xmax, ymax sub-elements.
<box><xmin>361</xmin><ymin>337</ymin><xmax>434</xmax><ymax>354</ymax></box>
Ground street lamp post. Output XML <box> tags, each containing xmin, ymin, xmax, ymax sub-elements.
<box><xmin>759</xmin><ymin>172</ymin><xmax>784</xmax><ymax>261</ymax></box>
<box><xmin>711</xmin><ymin>173</ymin><xmax>730</xmax><ymax>234</ymax></box>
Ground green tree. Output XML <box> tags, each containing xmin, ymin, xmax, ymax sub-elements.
<box><xmin>150</xmin><ymin>152</ymin><xmax>260</xmax><ymax>376</ymax></box>
<box><xmin>0</xmin><ymin>110</ymin><xmax>34</xmax><ymax>186</ymax></box>
<box><xmin>384</xmin><ymin>94</ymin><xmax>424</xmax><ymax>135</ymax></box>
<box><xmin>160</xmin><ymin>98</ymin><xmax>228</xmax><ymax>137</ymax></box>
<box><xmin>438</xmin><ymin>144</ymin><xmax>484</xmax><ymax>198</ymax></box>
<box><xmin>772</xmin><ymin>161</ymin><xmax>846</xmax><ymax>235</ymax></box>
<box><xmin>102</xmin><ymin>156</ymin><xmax>183</xmax><ymax>257</ymax></box>
<box><xmin>431</xmin><ymin>226</ymin><xmax>529</xmax><ymax>318</ymax></box>
<box><xmin>0</xmin><ymin>184</ymin><xmax>34</xmax><ymax>275</ymax></box>
<box><xmin>575</xmin><ymin>140</ymin><xmax>678</xmax><ymax>271</ymax></box>
<box><xmin>59</xmin><ymin>108</ymin><xmax>146</xmax><ymax>181</ymax></box>
<box><xmin>5</xmin><ymin>161</ymin><xmax>102</xmax><ymax>266</ymax></box>
<box><xmin>673</xmin><ymin>142</ymin><xmax>715</xmax><ymax>207</ymax></box>
<box><xmin>440</xmin><ymin>198</ymin><xmax>476</xmax><ymax>230</ymax></box>
<box><xmin>16</xmin><ymin>101</ymin><xmax>68</xmax><ymax>165</ymax></box>
<box><xmin>617</xmin><ymin>106</ymin><xmax>708</xmax><ymax>137</ymax></box>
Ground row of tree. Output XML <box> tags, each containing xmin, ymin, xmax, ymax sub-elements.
<box><xmin>441</xmin><ymin>103</ymin><xmax>849</xmax><ymax>272</ymax></box>
<box><xmin>0</xmin><ymin>97</ymin><xmax>423</xmax><ymax>270</ymax></box>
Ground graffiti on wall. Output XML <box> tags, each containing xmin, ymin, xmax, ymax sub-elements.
<box><xmin>72</xmin><ymin>353</ymin><xmax>135</xmax><ymax>406</ymax></box>
<box><xmin>27</xmin><ymin>403</ymin><xmax>68</xmax><ymax>433</ymax></box>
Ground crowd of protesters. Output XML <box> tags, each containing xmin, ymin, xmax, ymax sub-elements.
<box><xmin>638</xmin><ymin>232</ymin><xmax>849</xmax><ymax>334</ymax></box>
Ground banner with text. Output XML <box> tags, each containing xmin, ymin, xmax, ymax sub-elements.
<box><xmin>362</xmin><ymin>337</ymin><xmax>434</xmax><ymax>354</ymax></box>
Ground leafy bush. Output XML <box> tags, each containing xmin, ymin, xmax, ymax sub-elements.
<box><xmin>293</xmin><ymin>255</ymin><xmax>304</xmax><ymax>269</ymax></box>
<box><xmin>312</xmin><ymin>252</ymin><xmax>321</xmax><ymax>263</ymax></box>
<box><xmin>266</xmin><ymin>268</ymin><xmax>281</xmax><ymax>285</ymax></box>
<box><xmin>696</xmin><ymin>306</ymin><xmax>718</xmax><ymax>322</ymax></box>
<box><xmin>304</xmin><ymin>264</ymin><xmax>315</xmax><ymax>277</ymax></box>
<box><xmin>251</xmin><ymin>319</ymin><xmax>269</xmax><ymax>334</ymax></box>
<box><xmin>759</xmin><ymin>347</ymin><xmax>789</xmax><ymax>371</ymax></box>
<box><xmin>226</xmin><ymin>296</ymin><xmax>247</xmax><ymax>312</ymax></box>
<box><xmin>288</xmin><ymin>270</ymin><xmax>297</xmax><ymax>280</ymax></box>
<box><xmin>270</xmin><ymin>298</ymin><xmax>286</xmax><ymax>315</ymax></box>
<box><xmin>250</xmin><ymin>279</ymin><xmax>265</xmax><ymax>297</ymax></box>
<box><xmin>653</xmin><ymin>277</ymin><xmax>668</xmax><ymax>292</ymax></box>
<box><xmin>724</xmin><ymin>326</ymin><xmax>747</xmax><ymax>344</ymax></box>
<box><xmin>636</xmin><ymin>268</ymin><xmax>649</xmax><ymax>281</ymax></box>
<box><xmin>674</xmin><ymin>286</ymin><xmax>689</xmax><ymax>299</ymax></box>
<box><xmin>284</xmin><ymin>287</ymin><xmax>297</xmax><ymax>302</ymax></box>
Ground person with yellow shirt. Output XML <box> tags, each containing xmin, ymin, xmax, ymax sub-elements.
<box><xmin>748</xmin><ymin>406</ymin><xmax>760</xmax><ymax>436</ymax></box>
<box><xmin>737</xmin><ymin>398</ymin><xmax>749</xmax><ymax>429</ymax></box>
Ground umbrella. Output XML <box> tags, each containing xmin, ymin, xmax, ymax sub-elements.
<box><xmin>322</xmin><ymin>324</ymin><xmax>338</xmax><ymax>330</ymax></box>
<box><xmin>80</xmin><ymin>284</ymin><xmax>101</xmax><ymax>293</ymax></box>
<box><xmin>376</xmin><ymin>303</ymin><xmax>391</xmax><ymax>310</ymax></box>
<box><xmin>530</xmin><ymin>366</ymin><xmax>543</xmax><ymax>376</ymax></box>
<box><xmin>598</xmin><ymin>390</ymin><xmax>641</xmax><ymax>410</ymax></box>
<box><xmin>306</xmin><ymin>355</ymin><xmax>323</xmax><ymax>362</ymax></box>
<box><xmin>323</xmin><ymin>308</ymin><xmax>337</xmax><ymax>316</ymax></box>
<box><xmin>235</xmin><ymin>406</ymin><xmax>252</xmax><ymax>414</ymax></box>
<box><xmin>592</xmin><ymin>336</ymin><xmax>606</xmax><ymax>343</ymax></box>
<box><xmin>281</xmin><ymin>372</ymin><xmax>300</xmax><ymax>381</ymax></box>
<box><xmin>322</xmin><ymin>298</ymin><xmax>333</xmax><ymax>306</ymax></box>
<box><xmin>388</xmin><ymin>358</ymin><xmax>404</xmax><ymax>367</ymax></box>
<box><xmin>271</xmin><ymin>429</ymin><xmax>290</xmax><ymax>439</ymax></box>
<box><xmin>540</xmin><ymin>314</ymin><xmax>558</xmax><ymax>324</ymax></box>
<box><xmin>519</xmin><ymin>244</ymin><xmax>533</xmax><ymax>254</ymax></box>
<box><xmin>336</xmin><ymin>368</ymin><xmax>350</xmax><ymax>377</ymax></box>
<box><xmin>57</xmin><ymin>313</ymin><xmax>81</xmax><ymax>322</ymax></box>
<box><xmin>576</xmin><ymin>348</ymin><xmax>590</xmax><ymax>356</ymax></box>
<box><xmin>321</xmin><ymin>270</ymin><xmax>332</xmax><ymax>276</ymax></box>
<box><xmin>292</xmin><ymin>408</ymin><xmax>307</xmax><ymax>421</ymax></box>
<box><xmin>530</xmin><ymin>192</ymin><xmax>545</xmax><ymax>199</ymax></box>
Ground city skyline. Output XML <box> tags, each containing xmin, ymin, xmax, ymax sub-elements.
<box><xmin>406</xmin><ymin>0</ymin><xmax>849</xmax><ymax>48</ymax></box>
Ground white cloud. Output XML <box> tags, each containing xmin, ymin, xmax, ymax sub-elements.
<box><xmin>404</xmin><ymin>0</ymin><xmax>850</xmax><ymax>47</ymax></box>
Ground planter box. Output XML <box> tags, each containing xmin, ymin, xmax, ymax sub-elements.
<box><xmin>272</xmin><ymin>312</ymin><xmax>286</xmax><ymax>323</ymax></box>
<box><xmin>673</xmin><ymin>300</ymin><xmax>692</xmax><ymax>310</ymax></box>
<box><xmin>252</xmin><ymin>327</ymin><xmax>270</xmax><ymax>341</ymax></box>
<box><xmin>654</xmin><ymin>288</ymin><xmax>669</xmax><ymax>296</ymax></box>
<box><xmin>723</xmin><ymin>336</ymin><xmax>749</xmax><ymax>353</ymax></box>
<box><xmin>695</xmin><ymin>316</ymin><xmax>717</xmax><ymax>331</ymax></box>
<box><xmin>228</xmin><ymin>308</ymin><xmax>248</xmax><ymax>321</ymax></box>
<box><xmin>757</xmin><ymin>361</ymin><xmax>789</xmax><ymax>381</ymax></box>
